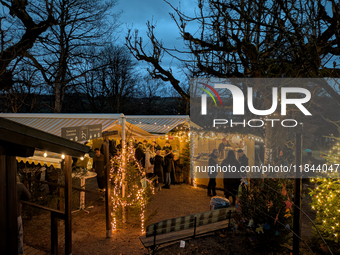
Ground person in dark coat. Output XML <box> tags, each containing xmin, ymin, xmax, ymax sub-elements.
<box><xmin>237</xmin><ymin>149</ymin><xmax>248</xmax><ymax>167</ymax></box>
<box><xmin>154</xmin><ymin>150</ymin><xmax>164</xmax><ymax>188</ymax></box>
<box><xmin>117</xmin><ymin>139</ymin><xmax>123</xmax><ymax>151</ymax></box>
<box><xmin>135</xmin><ymin>144</ymin><xmax>146</xmax><ymax>168</ymax></box>
<box><xmin>208</xmin><ymin>149</ymin><xmax>219</xmax><ymax>196</ymax></box>
<box><xmin>109</xmin><ymin>139</ymin><xmax>117</xmax><ymax>158</ymax></box>
<box><xmin>152</xmin><ymin>141</ymin><xmax>161</xmax><ymax>151</ymax></box>
<box><xmin>218</xmin><ymin>138</ymin><xmax>228</xmax><ymax>156</ymax></box>
<box><xmin>163</xmin><ymin>141</ymin><xmax>172</xmax><ymax>151</ymax></box>
<box><xmin>17</xmin><ymin>179</ymin><xmax>31</xmax><ymax>255</ymax></box>
<box><xmin>92</xmin><ymin>148</ymin><xmax>106</xmax><ymax>189</ymax></box>
<box><xmin>163</xmin><ymin>149</ymin><xmax>174</xmax><ymax>188</ymax></box>
<box><xmin>221</xmin><ymin>150</ymin><xmax>241</xmax><ymax>205</ymax></box>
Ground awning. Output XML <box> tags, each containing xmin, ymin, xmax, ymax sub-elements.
<box><xmin>17</xmin><ymin>151</ymin><xmax>63</xmax><ymax>168</ymax></box>
<box><xmin>1</xmin><ymin>113</ymin><xmax>154</xmax><ymax>138</ymax></box>
<box><xmin>126</xmin><ymin>115</ymin><xmax>189</xmax><ymax>134</ymax></box>
<box><xmin>104</xmin><ymin>120</ymin><xmax>155</xmax><ymax>137</ymax></box>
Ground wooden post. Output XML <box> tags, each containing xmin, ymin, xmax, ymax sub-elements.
<box><xmin>103</xmin><ymin>138</ymin><xmax>112</xmax><ymax>238</ymax></box>
<box><xmin>51</xmin><ymin>212</ymin><xmax>58</xmax><ymax>255</ymax></box>
<box><xmin>293</xmin><ymin>133</ymin><xmax>302</xmax><ymax>255</ymax></box>
<box><xmin>7</xmin><ymin>155</ymin><xmax>18</xmax><ymax>255</ymax></box>
<box><xmin>0</xmin><ymin>146</ymin><xmax>8</xmax><ymax>254</ymax></box>
<box><xmin>64</xmin><ymin>156</ymin><xmax>72</xmax><ymax>255</ymax></box>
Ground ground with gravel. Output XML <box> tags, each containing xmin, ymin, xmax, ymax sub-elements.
<box><xmin>23</xmin><ymin>179</ymin><xmax>320</xmax><ymax>255</ymax></box>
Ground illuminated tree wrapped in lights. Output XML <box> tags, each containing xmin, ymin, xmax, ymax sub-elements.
<box><xmin>110</xmin><ymin>144</ymin><xmax>154</xmax><ymax>233</ymax></box>
<box><xmin>310</xmin><ymin>137</ymin><xmax>340</xmax><ymax>243</ymax></box>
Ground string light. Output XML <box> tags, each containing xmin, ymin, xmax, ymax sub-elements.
<box><xmin>110</xmin><ymin>144</ymin><xmax>154</xmax><ymax>234</ymax></box>
<box><xmin>310</xmin><ymin>135</ymin><xmax>340</xmax><ymax>243</ymax></box>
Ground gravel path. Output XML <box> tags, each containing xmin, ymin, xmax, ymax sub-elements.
<box><xmin>24</xmin><ymin>182</ymin><xmax>224</xmax><ymax>255</ymax></box>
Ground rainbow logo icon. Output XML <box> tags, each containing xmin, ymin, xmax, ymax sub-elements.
<box><xmin>198</xmin><ymin>82</ymin><xmax>223</xmax><ymax>106</ymax></box>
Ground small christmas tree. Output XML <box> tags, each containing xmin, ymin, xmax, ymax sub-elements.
<box><xmin>110</xmin><ymin>144</ymin><xmax>153</xmax><ymax>234</ymax></box>
<box><xmin>239</xmin><ymin>142</ymin><xmax>294</xmax><ymax>253</ymax></box>
<box><xmin>180</xmin><ymin>141</ymin><xmax>190</xmax><ymax>183</ymax></box>
<box><xmin>309</xmin><ymin>136</ymin><xmax>340</xmax><ymax>243</ymax></box>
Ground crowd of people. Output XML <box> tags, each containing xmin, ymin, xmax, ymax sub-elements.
<box><xmin>208</xmin><ymin>147</ymin><xmax>248</xmax><ymax>205</ymax></box>
<box><xmin>90</xmin><ymin>139</ymin><xmax>177</xmax><ymax>190</ymax></box>
<box><xmin>134</xmin><ymin>140</ymin><xmax>176</xmax><ymax>189</ymax></box>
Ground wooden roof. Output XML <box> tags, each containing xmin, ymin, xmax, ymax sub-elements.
<box><xmin>0</xmin><ymin>117</ymin><xmax>90</xmax><ymax>157</ymax></box>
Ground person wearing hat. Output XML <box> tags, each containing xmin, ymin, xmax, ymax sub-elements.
<box><xmin>218</xmin><ymin>138</ymin><xmax>228</xmax><ymax>157</ymax></box>
<box><xmin>163</xmin><ymin>140</ymin><xmax>172</xmax><ymax>151</ymax></box>
<box><xmin>237</xmin><ymin>149</ymin><xmax>248</xmax><ymax>167</ymax></box>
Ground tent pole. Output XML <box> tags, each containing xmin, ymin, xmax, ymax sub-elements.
<box><xmin>103</xmin><ymin>138</ymin><xmax>112</xmax><ymax>238</ymax></box>
<box><xmin>120</xmin><ymin>114</ymin><xmax>127</xmax><ymax>223</ymax></box>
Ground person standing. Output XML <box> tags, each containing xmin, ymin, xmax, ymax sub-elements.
<box><xmin>208</xmin><ymin>149</ymin><xmax>219</xmax><ymax>196</ymax></box>
<box><xmin>163</xmin><ymin>149</ymin><xmax>173</xmax><ymax>189</ymax></box>
<box><xmin>237</xmin><ymin>149</ymin><xmax>248</xmax><ymax>168</ymax></box>
<box><xmin>154</xmin><ymin>150</ymin><xmax>164</xmax><ymax>182</ymax></box>
<box><xmin>135</xmin><ymin>143</ymin><xmax>146</xmax><ymax>168</ymax></box>
<box><xmin>17</xmin><ymin>179</ymin><xmax>31</xmax><ymax>255</ymax></box>
<box><xmin>92</xmin><ymin>148</ymin><xmax>106</xmax><ymax>190</ymax></box>
<box><xmin>218</xmin><ymin>138</ymin><xmax>228</xmax><ymax>157</ymax></box>
<box><xmin>145</xmin><ymin>145</ymin><xmax>156</xmax><ymax>177</ymax></box>
<box><xmin>154</xmin><ymin>150</ymin><xmax>164</xmax><ymax>190</ymax></box>
<box><xmin>142</xmin><ymin>140</ymin><xmax>148</xmax><ymax>150</ymax></box>
<box><xmin>152</xmin><ymin>141</ymin><xmax>161</xmax><ymax>151</ymax></box>
<box><xmin>163</xmin><ymin>141</ymin><xmax>172</xmax><ymax>151</ymax></box>
<box><xmin>221</xmin><ymin>150</ymin><xmax>241</xmax><ymax>205</ymax></box>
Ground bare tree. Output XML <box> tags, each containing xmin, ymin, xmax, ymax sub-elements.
<box><xmin>126</xmin><ymin>0</ymin><xmax>340</xmax><ymax>103</ymax></box>
<box><xmin>76</xmin><ymin>44</ymin><xmax>139</xmax><ymax>113</ymax></box>
<box><xmin>25</xmin><ymin>0</ymin><xmax>120</xmax><ymax>112</ymax></box>
<box><xmin>0</xmin><ymin>62</ymin><xmax>43</xmax><ymax>112</ymax></box>
<box><xmin>0</xmin><ymin>0</ymin><xmax>57</xmax><ymax>90</ymax></box>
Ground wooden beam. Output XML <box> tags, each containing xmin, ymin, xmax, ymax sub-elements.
<box><xmin>0</xmin><ymin>117</ymin><xmax>90</xmax><ymax>157</ymax></box>
<box><xmin>7</xmin><ymin>155</ymin><xmax>18</xmax><ymax>255</ymax></box>
<box><xmin>64</xmin><ymin>156</ymin><xmax>72</xmax><ymax>255</ymax></box>
<box><xmin>21</xmin><ymin>201</ymin><xmax>65</xmax><ymax>219</ymax></box>
<box><xmin>0</xmin><ymin>146</ymin><xmax>7</xmax><ymax>254</ymax></box>
<box><xmin>103</xmin><ymin>138</ymin><xmax>112</xmax><ymax>238</ymax></box>
<box><xmin>23</xmin><ymin>179</ymin><xmax>105</xmax><ymax>196</ymax></box>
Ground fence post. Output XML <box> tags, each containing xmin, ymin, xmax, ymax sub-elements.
<box><xmin>193</xmin><ymin>217</ymin><xmax>197</xmax><ymax>238</ymax></box>
<box><xmin>51</xmin><ymin>212</ymin><xmax>58</xmax><ymax>255</ymax></box>
<box><xmin>293</xmin><ymin>133</ymin><xmax>302</xmax><ymax>255</ymax></box>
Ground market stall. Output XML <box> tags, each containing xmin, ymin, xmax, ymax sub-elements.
<box><xmin>191</xmin><ymin>131</ymin><xmax>264</xmax><ymax>188</ymax></box>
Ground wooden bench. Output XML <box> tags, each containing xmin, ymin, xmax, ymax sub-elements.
<box><xmin>140</xmin><ymin>207</ymin><xmax>236</xmax><ymax>254</ymax></box>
